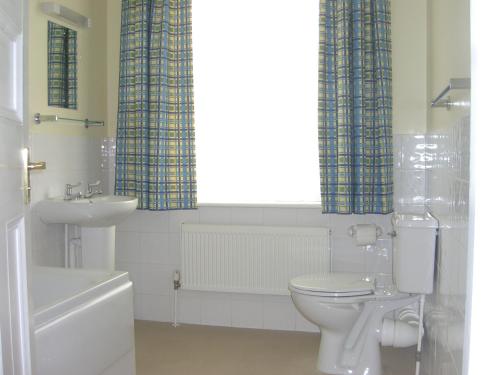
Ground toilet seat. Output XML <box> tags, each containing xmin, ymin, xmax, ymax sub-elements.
<box><xmin>289</xmin><ymin>273</ymin><xmax>374</xmax><ymax>297</ymax></box>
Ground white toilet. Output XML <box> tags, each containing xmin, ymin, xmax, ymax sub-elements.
<box><xmin>289</xmin><ymin>212</ymin><xmax>438</xmax><ymax>375</ymax></box>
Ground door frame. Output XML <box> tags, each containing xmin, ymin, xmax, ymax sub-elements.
<box><xmin>465</xmin><ymin>1</ymin><xmax>500</xmax><ymax>374</ymax></box>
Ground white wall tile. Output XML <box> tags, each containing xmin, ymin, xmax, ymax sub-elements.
<box><xmin>178</xmin><ymin>290</ymin><xmax>202</xmax><ymax>324</ymax></box>
<box><xmin>140</xmin><ymin>211</ymin><xmax>169</xmax><ymax>233</ymax></box>
<box><xmin>328</xmin><ymin>214</ymin><xmax>364</xmax><ymax>238</ymax></box>
<box><xmin>115</xmin><ymin>231</ymin><xmax>141</xmax><ymax>263</ymax></box>
<box><xmin>262</xmin><ymin>295</ymin><xmax>296</xmax><ymax>331</ymax></box>
<box><xmin>426</xmin><ymin>169</ymin><xmax>453</xmax><ymax>215</ymax></box>
<box><xmin>230</xmin><ymin>294</ymin><xmax>263</xmax><ymax>329</ymax></box>
<box><xmin>116</xmin><ymin>211</ymin><xmax>144</xmax><ymax>232</ymax></box>
<box><xmin>168</xmin><ymin>209</ymin><xmax>200</xmax><ymax>233</ymax></box>
<box><xmin>364</xmin><ymin>239</ymin><xmax>392</xmax><ymax>274</ymax></box>
<box><xmin>136</xmin><ymin>294</ymin><xmax>173</xmax><ymax>322</ymax></box>
<box><xmin>198</xmin><ymin>206</ymin><xmax>233</xmax><ymax>224</ymax></box>
<box><xmin>363</xmin><ymin>214</ymin><xmax>392</xmax><ymax>235</ymax></box>
<box><xmin>140</xmin><ymin>263</ymin><xmax>173</xmax><ymax>295</ymax></box>
<box><xmin>400</xmin><ymin>135</ymin><xmax>427</xmax><ymax>170</ymax></box>
<box><xmin>140</xmin><ymin>232</ymin><xmax>170</xmax><ymax>264</ymax></box>
<box><xmin>229</xmin><ymin>207</ymin><xmax>264</xmax><ymax>225</ymax></box>
<box><xmin>200</xmin><ymin>292</ymin><xmax>232</xmax><ymax>327</ymax></box>
<box><xmin>393</xmin><ymin>135</ymin><xmax>403</xmax><ymax>169</ymax></box>
<box><xmin>166</xmin><ymin>232</ymin><xmax>181</xmax><ymax>266</ymax></box>
<box><xmin>100</xmin><ymin>168</ymin><xmax>114</xmax><ymax>195</ymax></box>
<box><xmin>262</xmin><ymin>207</ymin><xmax>298</xmax><ymax>226</ymax></box>
<box><xmin>331</xmin><ymin>237</ymin><xmax>365</xmax><ymax>272</ymax></box>
<box><xmin>394</xmin><ymin>169</ymin><xmax>426</xmax><ymax>210</ymax></box>
<box><xmin>295</xmin><ymin>207</ymin><xmax>329</xmax><ymax>227</ymax></box>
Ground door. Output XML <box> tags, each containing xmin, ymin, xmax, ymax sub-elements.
<box><xmin>0</xmin><ymin>0</ymin><xmax>32</xmax><ymax>374</ymax></box>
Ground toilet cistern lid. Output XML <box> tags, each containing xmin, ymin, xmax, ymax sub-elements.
<box><xmin>289</xmin><ymin>273</ymin><xmax>374</xmax><ymax>296</ymax></box>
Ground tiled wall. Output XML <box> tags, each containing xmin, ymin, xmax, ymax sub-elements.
<box><xmin>104</xmin><ymin>136</ymin><xmax>393</xmax><ymax>331</ymax></box>
<box><xmin>393</xmin><ymin>134</ymin><xmax>427</xmax><ymax>214</ymax></box>
<box><xmin>114</xmin><ymin>205</ymin><xmax>393</xmax><ymax>331</ymax></box>
<box><xmin>29</xmin><ymin>133</ymin><xmax>102</xmax><ymax>266</ymax></box>
<box><xmin>394</xmin><ymin>116</ymin><xmax>470</xmax><ymax>375</ymax></box>
<box><xmin>425</xmin><ymin>117</ymin><xmax>470</xmax><ymax>375</ymax></box>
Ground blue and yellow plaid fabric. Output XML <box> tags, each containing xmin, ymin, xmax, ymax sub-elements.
<box><xmin>115</xmin><ymin>0</ymin><xmax>197</xmax><ymax>210</ymax></box>
<box><xmin>47</xmin><ymin>21</ymin><xmax>77</xmax><ymax>109</ymax></box>
<box><xmin>318</xmin><ymin>0</ymin><xmax>393</xmax><ymax>214</ymax></box>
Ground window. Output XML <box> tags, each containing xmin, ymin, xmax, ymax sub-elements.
<box><xmin>193</xmin><ymin>0</ymin><xmax>320</xmax><ymax>204</ymax></box>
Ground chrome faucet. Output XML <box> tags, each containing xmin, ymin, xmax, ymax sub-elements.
<box><xmin>84</xmin><ymin>180</ymin><xmax>103</xmax><ymax>199</ymax></box>
<box><xmin>64</xmin><ymin>182</ymin><xmax>82</xmax><ymax>201</ymax></box>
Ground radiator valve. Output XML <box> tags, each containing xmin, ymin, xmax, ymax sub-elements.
<box><xmin>173</xmin><ymin>270</ymin><xmax>181</xmax><ymax>290</ymax></box>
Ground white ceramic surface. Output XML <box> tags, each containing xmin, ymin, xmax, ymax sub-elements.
<box><xmin>32</xmin><ymin>266</ymin><xmax>136</xmax><ymax>375</ymax></box>
<box><xmin>35</xmin><ymin>195</ymin><xmax>138</xmax><ymax>227</ymax></box>
<box><xmin>288</xmin><ymin>212</ymin><xmax>438</xmax><ymax>375</ymax></box>
<box><xmin>290</xmin><ymin>286</ymin><xmax>420</xmax><ymax>375</ymax></box>
<box><xmin>392</xmin><ymin>212</ymin><xmax>438</xmax><ymax>294</ymax></box>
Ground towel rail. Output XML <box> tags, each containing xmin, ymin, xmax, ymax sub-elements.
<box><xmin>34</xmin><ymin>113</ymin><xmax>104</xmax><ymax>128</ymax></box>
<box><xmin>431</xmin><ymin>78</ymin><xmax>470</xmax><ymax>109</ymax></box>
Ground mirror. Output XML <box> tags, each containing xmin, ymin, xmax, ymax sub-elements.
<box><xmin>47</xmin><ymin>21</ymin><xmax>77</xmax><ymax>109</ymax></box>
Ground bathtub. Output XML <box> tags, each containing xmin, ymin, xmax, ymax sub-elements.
<box><xmin>32</xmin><ymin>267</ymin><xmax>136</xmax><ymax>375</ymax></box>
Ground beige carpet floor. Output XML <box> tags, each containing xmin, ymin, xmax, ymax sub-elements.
<box><xmin>135</xmin><ymin>320</ymin><xmax>416</xmax><ymax>375</ymax></box>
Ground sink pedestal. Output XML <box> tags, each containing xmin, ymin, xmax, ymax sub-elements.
<box><xmin>81</xmin><ymin>226</ymin><xmax>116</xmax><ymax>270</ymax></box>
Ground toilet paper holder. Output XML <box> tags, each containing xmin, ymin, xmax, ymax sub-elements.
<box><xmin>347</xmin><ymin>224</ymin><xmax>383</xmax><ymax>239</ymax></box>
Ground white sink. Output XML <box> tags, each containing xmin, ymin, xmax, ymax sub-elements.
<box><xmin>35</xmin><ymin>195</ymin><xmax>138</xmax><ymax>228</ymax></box>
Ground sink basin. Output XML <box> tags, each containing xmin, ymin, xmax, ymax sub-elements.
<box><xmin>35</xmin><ymin>195</ymin><xmax>138</xmax><ymax>227</ymax></box>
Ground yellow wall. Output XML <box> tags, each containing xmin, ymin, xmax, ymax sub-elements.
<box><xmin>106</xmin><ymin>0</ymin><xmax>121</xmax><ymax>138</ymax></box>
<box><xmin>28</xmin><ymin>0</ymin><xmax>107</xmax><ymax>137</ymax></box>
<box><xmin>428</xmin><ymin>0</ymin><xmax>470</xmax><ymax>132</ymax></box>
<box><xmin>392</xmin><ymin>0</ymin><xmax>429</xmax><ymax>134</ymax></box>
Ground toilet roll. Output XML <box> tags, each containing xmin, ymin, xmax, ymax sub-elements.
<box><xmin>353</xmin><ymin>224</ymin><xmax>378</xmax><ymax>246</ymax></box>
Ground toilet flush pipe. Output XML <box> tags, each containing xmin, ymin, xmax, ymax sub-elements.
<box><xmin>381</xmin><ymin>318</ymin><xmax>419</xmax><ymax>347</ymax></box>
<box><xmin>380</xmin><ymin>299</ymin><xmax>425</xmax><ymax>348</ymax></box>
<box><xmin>415</xmin><ymin>295</ymin><xmax>425</xmax><ymax>375</ymax></box>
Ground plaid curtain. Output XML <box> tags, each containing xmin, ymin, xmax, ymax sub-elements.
<box><xmin>115</xmin><ymin>0</ymin><xmax>197</xmax><ymax>210</ymax></box>
<box><xmin>318</xmin><ymin>0</ymin><xmax>393</xmax><ymax>214</ymax></box>
<box><xmin>47</xmin><ymin>21</ymin><xmax>77</xmax><ymax>109</ymax></box>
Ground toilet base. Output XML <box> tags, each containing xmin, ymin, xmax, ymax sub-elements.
<box><xmin>290</xmin><ymin>290</ymin><xmax>421</xmax><ymax>375</ymax></box>
<box><xmin>317</xmin><ymin>329</ymin><xmax>382</xmax><ymax>375</ymax></box>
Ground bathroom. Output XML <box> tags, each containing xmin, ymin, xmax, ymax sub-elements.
<box><xmin>0</xmin><ymin>0</ymin><xmax>497</xmax><ymax>374</ymax></box>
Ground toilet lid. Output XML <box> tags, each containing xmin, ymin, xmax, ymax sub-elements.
<box><xmin>289</xmin><ymin>273</ymin><xmax>374</xmax><ymax>296</ymax></box>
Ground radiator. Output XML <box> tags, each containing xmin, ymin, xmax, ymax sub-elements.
<box><xmin>181</xmin><ymin>224</ymin><xmax>330</xmax><ymax>295</ymax></box>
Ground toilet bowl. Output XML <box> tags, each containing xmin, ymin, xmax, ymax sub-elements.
<box><xmin>289</xmin><ymin>212</ymin><xmax>438</xmax><ymax>375</ymax></box>
<box><xmin>289</xmin><ymin>273</ymin><xmax>420</xmax><ymax>375</ymax></box>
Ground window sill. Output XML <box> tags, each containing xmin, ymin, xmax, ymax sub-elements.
<box><xmin>197</xmin><ymin>202</ymin><xmax>322</xmax><ymax>209</ymax></box>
